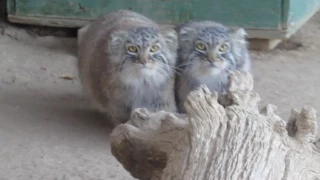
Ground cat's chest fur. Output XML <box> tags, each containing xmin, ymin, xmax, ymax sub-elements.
<box><xmin>186</xmin><ymin>71</ymin><xmax>230</xmax><ymax>94</ymax></box>
<box><xmin>125</xmin><ymin>82</ymin><xmax>167</xmax><ymax>111</ymax></box>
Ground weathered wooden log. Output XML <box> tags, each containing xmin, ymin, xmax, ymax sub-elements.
<box><xmin>110</xmin><ymin>71</ymin><xmax>320</xmax><ymax>180</ymax></box>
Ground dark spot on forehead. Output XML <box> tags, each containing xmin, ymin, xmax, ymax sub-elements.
<box><xmin>197</xmin><ymin>26</ymin><xmax>230</xmax><ymax>44</ymax></box>
<box><xmin>199</xmin><ymin>27</ymin><xmax>228</xmax><ymax>37</ymax></box>
<box><xmin>130</xmin><ymin>27</ymin><xmax>158</xmax><ymax>38</ymax></box>
<box><xmin>128</xmin><ymin>27</ymin><xmax>159</xmax><ymax>47</ymax></box>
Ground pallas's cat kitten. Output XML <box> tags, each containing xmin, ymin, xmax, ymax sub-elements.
<box><xmin>175</xmin><ymin>21</ymin><xmax>252</xmax><ymax>112</ymax></box>
<box><xmin>78</xmin><ymin>10</ymin><xmax>178</xmax><ymax>126</ymax></box>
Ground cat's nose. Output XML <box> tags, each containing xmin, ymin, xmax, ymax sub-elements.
<box><xmin>139</xmin><ymin>54</ymin><xmax>149</xmax><ymax>65</ymax></box>
<box><xmin>208</xmin><ymin>53</ymin><xmax>218</xmax><ymax>62</ymax></box>
<box><xmin>140</xmin><ymin>59</ymin><xmax>148</xmax><ymax>65</ymax></box>
<box><xmin>208</xmin><ymin>57</ymin><xmax>222</xmax><ymax>63</ymax></box>
<box><xmin>208</xmin><ymin>58</ymin><xmax>218</xmax><ymax>63</ymax></box>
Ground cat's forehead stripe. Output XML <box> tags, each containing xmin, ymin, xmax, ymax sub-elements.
<box><xmin>128</xmin><ymin>27</ymin><xmax>158</xmax><ymax>47</ymax></box>
<box><xmin>197</xmin><ymin>27</ymin><xmax>229</xmax><ymax>45</ymax></box>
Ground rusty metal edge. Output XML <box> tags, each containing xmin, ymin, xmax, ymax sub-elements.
<box><xmin>8</xmin><ymin>14</ymin><xmax>289</xmax><ymax>39</ymax></box>
<box><xmin>8</xmin><ymin>11</ymin><xmax>320</xmax><ymax>40</ymax></box>
<box><xmin>7</xmin><ymin>14</ymin><xmax>92</xmax><ymax>28</ymax></box>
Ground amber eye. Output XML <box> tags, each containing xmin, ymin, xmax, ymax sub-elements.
<box><xmin>219</xmin><ymin>44</ymin><xmax>229</xmax><ymax>52</ymax></box>
<box><xmin>150</xmin><ymin>45</ymin><xmax>160</xmax><ymax>52</ymax></box>
<box><xmin>128</xmin><ymin>46</ymin><xmax>138</xmax><ymax>53</ymax></box>
<box><xmin>196</xmin><ymin>43</ymin><xmax>206</xmax><ymax>51</ymax></box>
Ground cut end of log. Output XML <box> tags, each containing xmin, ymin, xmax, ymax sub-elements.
<box><xmin>110</xmin><ymin>109</ymin><xmax>189</xmax><ymax>180</ymax></box>
<box><xmin>110</xmin><ymin>122</ymin><xmax>168</xmax><ymax>180</ymax></box>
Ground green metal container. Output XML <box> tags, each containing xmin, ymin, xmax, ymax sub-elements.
<box><xmin>5</xmin><ymin>0</ymin><xmax>320</xmax><ymax>39</ymax></box>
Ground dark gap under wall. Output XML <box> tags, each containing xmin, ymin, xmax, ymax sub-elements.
<box><xmin>0</xmin><ymin>0</ymin><xmax>6</xmax><ymax>19</ymax></box>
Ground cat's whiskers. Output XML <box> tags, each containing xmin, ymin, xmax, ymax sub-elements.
<box><xmin>121</xmin><ymin>66</ymin><xmax>137</xmax><ymax>78</ymax></box>
<box><xmin>109</xmin><ymin>66</ymin><xmax>135</xmax><ymax>83</ymax></box>
<box><xmin>177</xmin><ymin>62</ymin><xmax>194</xmax><ymax>73</ymax></box>
<box><xmin>158</xmin><ymin>65</ymin><xmax>175</xmax><ymax>78</ymax></box>
<box><xmin>225</xmin><ymin>65</ymin><xmax>238</xmax><ymax>74</ymax></box>
<box><xmin>160</xmin><ymin>62</ymin><xmax>180</xmax><ymax>77</ymax></box>
<box><xmin>177</xmin><ymin>63</ymin><xmax>193</xmax><ymax>68</ymax></box>
<box><xmin>171</xmin><ymin>67</ymin><xmax>182</xmax><ymax>75</ymax></box>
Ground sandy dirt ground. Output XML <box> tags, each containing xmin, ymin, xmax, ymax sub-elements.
<box><xmin>1</xmin><ymin>11</ymin><xmax>320</xmax><ymax>180</ymax></box>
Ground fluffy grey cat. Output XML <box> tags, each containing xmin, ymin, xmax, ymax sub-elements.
<box><xmin>175</xmin><ymin>21</ymin><xmax>252</xmax><ymax>112</ymax></box>
<box><xmin>78</xmin><ymin>10</ymin><xmax>178</xmax><ymax>126</ymax></box>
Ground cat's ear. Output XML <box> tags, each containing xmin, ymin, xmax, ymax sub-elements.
<box><xmin>109</xmin><ymin>30</ymin><xmax>127</xmax><ymax>53</ymax></box>
<box><xmin>160</xmin><ymin>28</ymin><xmax>178</xmax><ymax>50</ymax></box>
<box><xmin>229</xmin><ymin>27</ymin><xmax>248</xmax><ymax>45</ymax></box>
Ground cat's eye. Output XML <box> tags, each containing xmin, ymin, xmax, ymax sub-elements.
<box><xmin>128</xmin><ymin>46</ymin><xmax>138</xmax><ymax>53</ymax></box>
<box><xmin>219</xmin><ymin>44</ymin><xmax>229</xmax><ymax>52</ymax></box>
<box><xmin>150</xmin><ymin>45</ymin><xmax>160</xmax><ymax>52</ymax></box>
<box><xmin>196</xmin><ymin>43</ymin><xmax>206</xmax><ymax>51</ymax></box>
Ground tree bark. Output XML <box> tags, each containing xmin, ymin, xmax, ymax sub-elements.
<box><xmin>110</xmin><ymin>71</ymin><xmax>320</xmax><ymax>180</ymax></box>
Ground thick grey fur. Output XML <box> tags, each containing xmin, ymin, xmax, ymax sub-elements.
<box><xmin>78</xmin><ymin>10</ymin><xmax>178</xmax><ymax>126</ymax></box>
<box><xmin>175</xmin><ymin>21</ymin><xmax>252</xmax><ymax>113</ymax></box>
